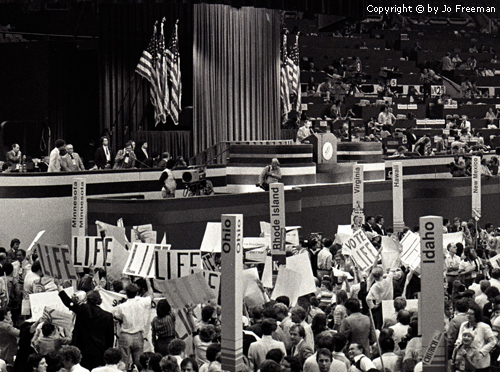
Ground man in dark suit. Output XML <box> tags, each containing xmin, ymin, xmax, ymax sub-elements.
<box><xmin>94</xmin><ymin>136</ymin><xmax>114</xmax><ymax>169</ymax></box>
<box><xmin>363</xmin><ymin>216</ymin><xmax>375</xmax><ymax>233</ymax></box>
<box><xmin>135</xmin><ymin>141</ymin><xmax>152</xmax><ymax>168</ymax></box>
<box><xmin>339</xmin><ymin>298</ymin><xmax>376</xmax><ymax>357</ymax></box>
<box><xmin>290</xmin><ymin>324</ymin><xmax>314</xmax><ymax>365</ymax></box>
<box><xmin>372</xmin><ymin>215</ymin><xmax>386</xmax><ymax>236</ymax></box>
<box><xmin>5</xmin><ymin>143</ymin><xmax>22</xmax><ymax>172</ymax></box>
<box><xmin>58</xmin><ymin>286</ymin><xmax>114</xmax><ymax>370</ymax></box>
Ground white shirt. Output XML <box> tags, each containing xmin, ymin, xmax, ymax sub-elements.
<box><xmin>317</xmin><ymin>247</ymin><xmax>333</xmax><ymax>271</ymax></box>
<box><xmin>91</xmin><ymin>365</ymin><xmax>122</xmax><ymax>372</ymax></box>
<box><xmin>112</xmin><ymin>296</ymin><xmax>152</xmax><ymax>334</ymax></box>
<box><xmin>104</xmin><ymin>146</ymin><xmax>111</xmax><ymax>161</ymax></box>
<box><xmin>303</xmin><ymin>352</ymin><xmax>347</xmax><ymax>372</ymax></box>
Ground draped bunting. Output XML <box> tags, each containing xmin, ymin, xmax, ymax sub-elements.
<box><xmin>193</xmin><ymin>4</ymin><xmax>281</xmax><ymax>156</ymax></box>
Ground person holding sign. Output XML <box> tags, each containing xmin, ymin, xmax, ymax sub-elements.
<box><xmin>112</xmin><ymin>282</ymin><xmax>154</xmax><ymax>371</ymax></box>
<box><xmin>58</xmin><ymin>284</ymin><xmax>114</xmax><ymax>370</ymax></box>
<box><xmin>258</xmin><ymin>158</ymin><xmax>282</xmax><ymax>191</ymax></box>
<box><xmin>366</xmin><ymin>266</ymin><xmax>394</xmax><ymax>330</ymax></box>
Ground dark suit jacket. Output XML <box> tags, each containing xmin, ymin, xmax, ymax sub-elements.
<box><xmin>363</xmin><ymin>223</ymin><xmax>374</xmax><ymax>233</ymax></box>
<box><xmin>59</xmin><ymin>290</ymin><xmax>114</xmax><ymax>370</ymax></box>
<box><xmin>339</xmin><ymin>312</ymin><xmax>376</xmax><ymax>357</ymax></box>
<box><xmin>94</xmin><ymin>146</ymin><xmax>114</xmax><ymax>169</ymax></box>
<box><xmin>372</xmin><ymin>224</ymin><xmax>385</xmax><ymax>236</ymax></box>
<box><xmin>292</xmin><ymin>339</ymin><xmax>314</xmax><ymax>364</ymax></box>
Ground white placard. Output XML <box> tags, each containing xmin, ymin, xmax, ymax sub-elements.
<box><xmin>154</xmin><ymin>249</ymin><xmax>202</xmax><ymax>280</ymax></box>
<box><xmin>342</xmin><ymin>230</ymin><xmax>378</xmax><ymax>270</ymax></box>
<box><xmin>72</xmin><ymin>236</ymin><xmax>113</xmax><ymax>268</ymax></box>
<box><xmin>36</xmin><ymin>243</ymin><xmax>78</xmax><ymax>280</ymax></box>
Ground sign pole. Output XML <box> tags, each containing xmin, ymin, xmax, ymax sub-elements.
<box><xmin>352</xmin><ymin>163</ymin><xmax>364</xmax><ymax>227</ymax></box>
<box><xmin>419</xmin><ymin>216</ymin><xmax>445</xmax><ymax>371</ymax></box>
<box><xmin>71</xmin><ymin>178</ymin><xmax>87</xmax><ymax>237</ymax></box>
<box><xmin>392</xmin><ymin>162</ymin><xmax>404</xmax><ymax>233</ymax></box>
<box><xmin>220</xmin><ymin>214</ymin><xmax>244</xmax><ymax>372</ymax></box>
<box><xmin>269</xmin><ymin>183</ymin><xmax>286</xmax><ymax>286</ymax></box>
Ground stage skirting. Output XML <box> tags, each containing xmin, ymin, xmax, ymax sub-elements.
<box><xmin>1</xmin><ymin>155</ymin><xmax>498</xmax><ymax>247</ymax></box>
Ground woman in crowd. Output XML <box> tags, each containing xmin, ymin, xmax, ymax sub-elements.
<box><xmin>455</xmin><ymin>304</ymin><xmax>497</xmax><ymax>372</ymax></box>
<box><xmin>151</xmin><ymin>299</ymin><xmax>176</xmax><ymax>356</ymax></box>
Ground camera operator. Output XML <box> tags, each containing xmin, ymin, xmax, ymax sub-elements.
<box><xmin>448</xmin><ymin>155</ymin><xmax>466</xmax><ymax>177</ymax></box>
<box><xmin>113</xmin><ymin>141</ymin><xmax>136</xmax><ymax>169</ymax></box>
<box><xmin>258</xmin><ymin>158</ymin><xmax>282</xmax><ymax>191</ymax></box>
<box><xmin>160</xmin><ymin>159</ymin><xmax>176</xmax><ymax>198</ymax></box>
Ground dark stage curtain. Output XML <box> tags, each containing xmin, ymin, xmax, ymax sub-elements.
<box><xmin>193</xmin><ymin>4</ymin><xmax>281</xmax><ymax>156</ymax></box>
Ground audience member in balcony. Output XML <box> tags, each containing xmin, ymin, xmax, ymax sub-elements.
<box><xmin>485</xmin><ymin>108</ymin><xmax>498</xmax><ymax>126</ymax></box>
<box><xmin>461</xmin><ymin>78</ymin><xmax>477</xmax><ymax>98</ymax></box>
<box><xmin>307</xmin><ymin>77</ymin><xmax>317</xmax><ymax>94</ymax></box>
<box><xmin>359</xmin><ymin>42</ymin><xmax>368</xmax><ymax>50</ymax></box>
<box><xmin>329</xmin><ymin>100</ymin><xmax>342</xmax><ymax>119</ymax></box>
<box><xmin>414</xmin><ymin>136</ymin><xmax>431</xmax><ymax>157</ymax></box>
<box><xmin>113</xmin><ymin>141</ymin><xmax>136</xmax><ymax>169</ymax></box>
<box><xmin>420</xmin><ymin>69</ymin><xmax>433</xmax><ymax>101</ymax></box>
<box><xmin>452</xmin><ymin>53</ymin><xmax>463</xmax><ymax>68</ymax></box>
<box><xmin>460</xmin><ymin>115</ymin><xmax>472</xmax><ymax>134</ymax></box>
<box><xmin>404</xmin><ymin>126</ymin><xmax>417</xmax><ymax>152</ymax></box>
<box><xmin>389</xmin><ymin>146</ymin><xmax>407</xmax><ymax>158</ymax></box>
<box><xmin>491</xmin><ymin>54</ymin><xmax>499</xmax><ymax>64</ymax></box>
<box><xmin>469</xmin><ymin>45</ymin><xmax>478</xmax><ymax>54</ymax></box>
<box><xmin>441</xmin><ymin>52</ymin><xmax>454</xmax><ymax>80</ymax></box>
<box><xmin>48</xmin><ymin>139</ymin><xmax>66</xmax><ymax>172</ymax></box>
<box><xmin>488</xmin><ymin>157</ymin><xmax>499</xmax><ymax>175</ymax></box>
<box><xmin>94</xmin><ymin>136</ymin><xmax>114</xmax><ymax>170</ymax></box>
<box><xmin>61</xmin><ymin>144</ymin><xmax>85</xmax><ymax>172</ymax></box>
<box><xmin>407</xmin><ymin>86</ymin><xmax>421</xmax><ymax>103</ymax></box>
<box><xmin>316</xmin><ymin>79</ymin><xmax>333</xmax><ymax>98</ymax></box>
<box><xmin>307</xmin><ymin>62</ymin><xmax>317</xmax><ymax>72</ymax></box>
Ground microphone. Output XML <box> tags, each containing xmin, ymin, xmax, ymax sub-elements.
<box><xmin>135</xmin><ymin>158</ymin><xmax>152</xmax><ymax>168</ymax></box>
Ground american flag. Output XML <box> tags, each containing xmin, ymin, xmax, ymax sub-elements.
<box><xmin>165</xmin><ymin>21</ymin><xmax>182</xmax><ymax>125</ymax></box>
<box><xmin>280</xmin><ymin>33</ymin><xmax>292</xmax><ymax>116</ymax></box>
<box><xmin>154</xmin><ymin>20</ymin><xmax>167</xmax><ymax>125</ymax></box>
<box><xmin>135</xmin><ymin>22</ymin><xmax>166</xmax><ymax>125</ymax></box>
<box><xmin>287</xmin><ymin>33</ymin><xmax>301</xmax><ymax>113</ymax></box>
<box><xmin>135</xmin><ymin>23</ymin><xmax>157</xmax><ymax>83</ymax></box>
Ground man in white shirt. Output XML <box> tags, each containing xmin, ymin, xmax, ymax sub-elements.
<box><xmin>112</xmin><ymin>282</ymin><xmax>153</xmax><ymax>370</ymax></box>
<box><xmin>91</xmin><ymin>348</ymin><xmax>123</xmax><ymax>372</ymax></box>
<box><xmin>248</xmin><ymin>318</ymin><xmax>286</xmax><ymax>372</ymax></box>
<box><xmin>372</xmin><ymin>337</ymin><xmax>400</xmax><ymax>372</ymax></box>
<box><xmin>348</xmin><ymin>343</ymin><xmax>377</xmax><ymax>372</ymax></box>
<box><xmin>317</xmin><ymin>239</ymin><xmax>333</xmax><ymax>281</ymax></box>
<box><xmin>303</xmin><ymin>331</ymin><xmax>347</xmax><ymax>372</ymax></box>
<box><xmin>48</xmin><ymin>139</ymin><xmax>66</xmax><ymax>172</ymax></box>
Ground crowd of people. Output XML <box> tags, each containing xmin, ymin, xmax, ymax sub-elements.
<box><xmin>0</xmin><ymin>210</ymin><xmax>500</xmax><ymax>372</ymax></box>
<box><xmin>1</xmin><ymin>137</ymin><xmax>189</xmax><ymax>174</ymax></box>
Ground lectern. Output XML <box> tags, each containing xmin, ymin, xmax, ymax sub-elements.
<box><xmin>303</xmin><ymin>132</ymin><xmax>337</xmax><ymax>164</ymax></box>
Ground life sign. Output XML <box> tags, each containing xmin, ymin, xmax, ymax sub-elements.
<box><xmin>36</xmin><ymin>243</ymin><xmax>77</xmax><ymax>280</ymax></box>
<box><xmin>72</xmin><ymin>236</ymin><xmax>113</xmax><ymax>268</ymax></box>
<box><xmin>342</xmin><ymin>229</ymin><xmax>378</xmax><ymax>270</ymax></box>
<box><xmin>154</xmin><ymin>249</ymin><xmax>202</xmax><ymax>280</ymax></box>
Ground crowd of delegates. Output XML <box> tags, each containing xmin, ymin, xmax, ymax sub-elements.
<box><xmin>2</xmin><ymin>137</ymin><xmax>189</xmax><ymax>173</ymax></box>
<box><xmin>2</xmin><ymin>214</ymin><xmax>500</xmax><ymax>371</ymax></box>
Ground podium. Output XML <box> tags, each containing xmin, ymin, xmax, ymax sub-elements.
<box><xmin>304</xmin><ymin>132</ymin><xmax>337</xmax><ymax>164</ymax></box>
